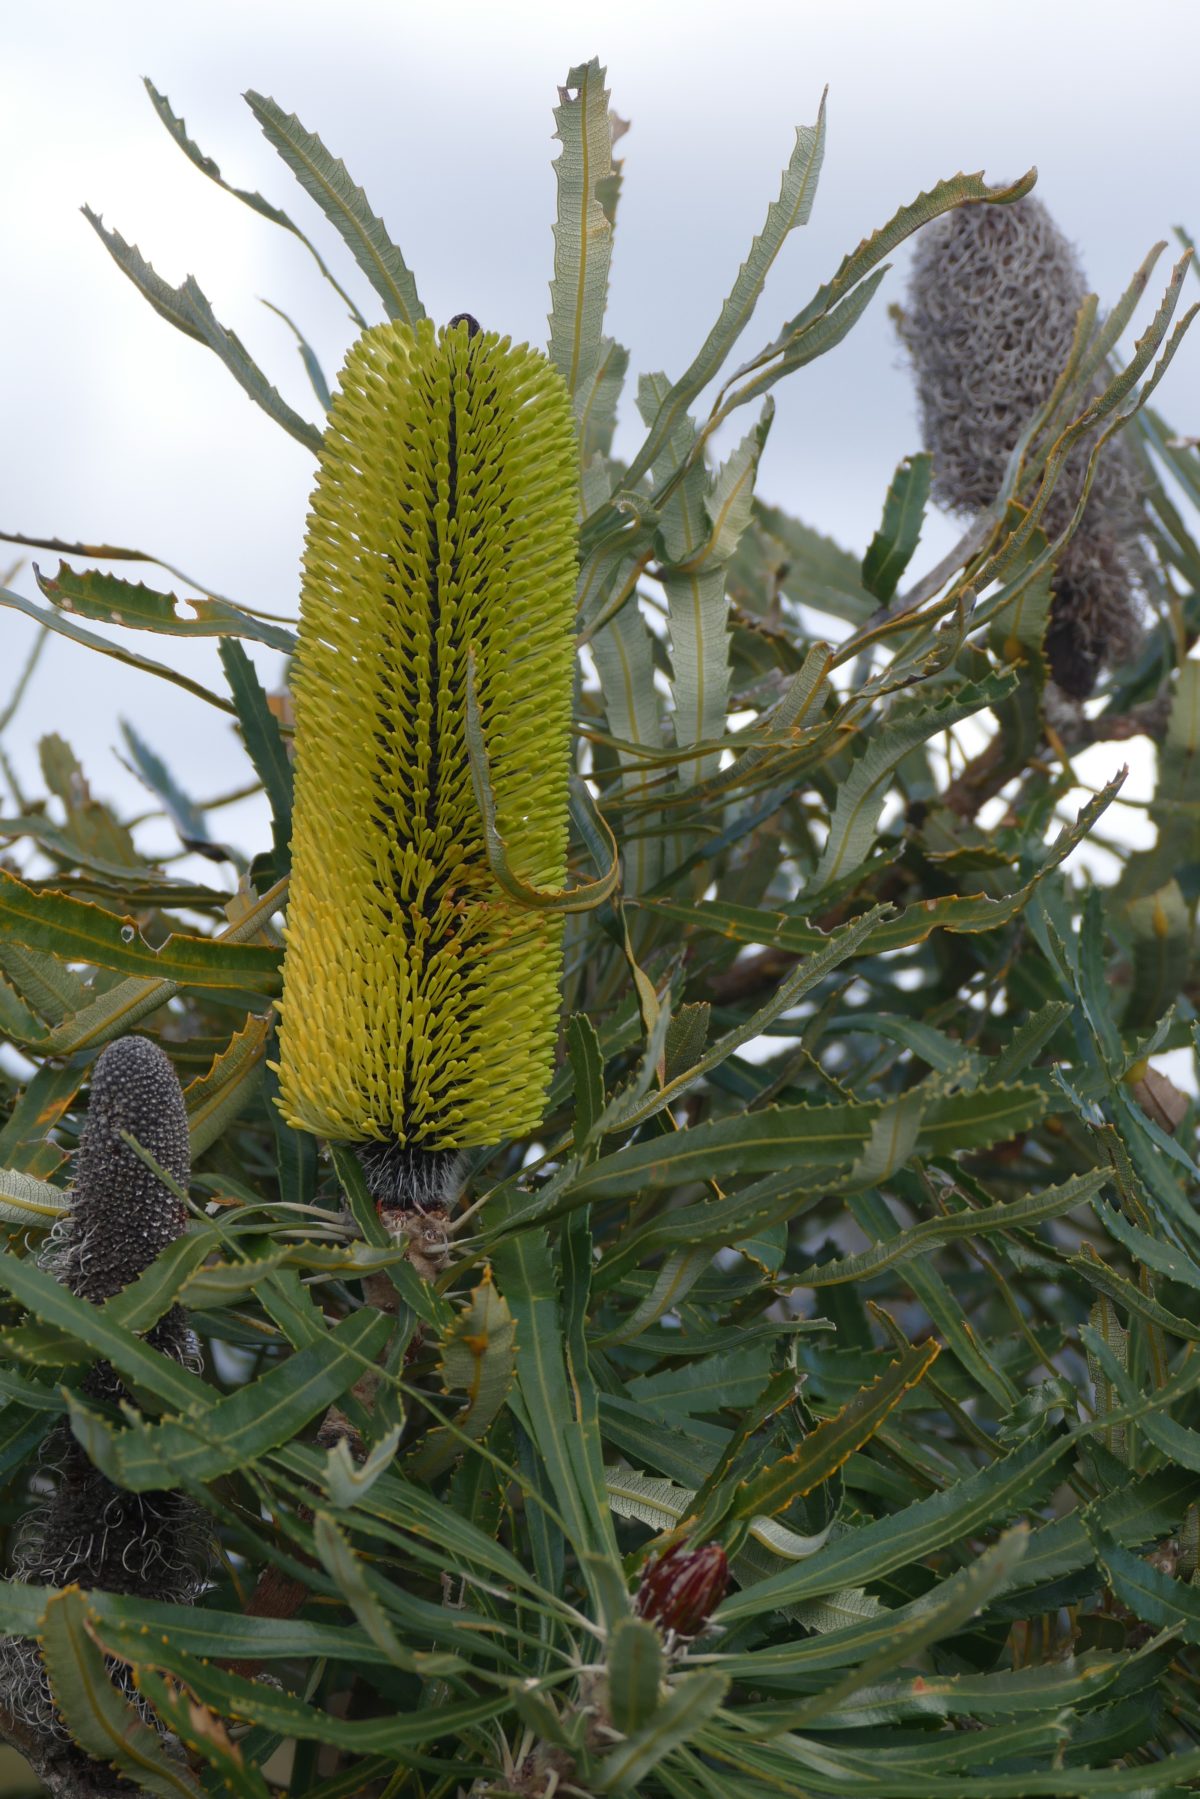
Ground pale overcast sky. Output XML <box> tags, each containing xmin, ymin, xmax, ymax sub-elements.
<box><xmin>2</xmin><ymin>0</ymin><xmax>1198</xmax><ymax>864</ymax></box>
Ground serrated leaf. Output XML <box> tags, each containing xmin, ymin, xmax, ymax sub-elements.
<box><xmin>811</xmin><ymin>674</ymin><xmax>1016</xmax><ymax>893</ymax></box>
<box><xmin>618</xmin><ymin>97</ymin><xmax>826</xmax><ymax>498</ymax></box>
<box><xmin>605</xmin><ymin>1467</ymin><xmax>830</xmax><ymax>1562</ymax></box>
<box><xmin>144</xmin><ymin>77</ymin><xmax>365</xmax><ymax>328</ymax></box>
<box><xmin>0</xmin><ymin>579</ymin><xmax>234</xmax><ymax>714</ymax></box>
<box><xmin>492</xmin><ymin>1220</ymin><xmax>625</xmax><ymax>1622</ymax></box>
<box><xmin>37</xmin><ymin>561</ymin><xmax>296</xmax><ymax>654</ymax></box>
<box><xmin>311</xmin><ymin>1512</ymin><xmax>463</xmax><ymax>1675</ymax></box>
<box><xmin>793</xmin><ymin>1169</ymin><xmax>1107</xmax><ymax>1286</ymax></box>
<box><xmin>549</xmin><ymin>59</ymin><xmax>617</xmax><ymax>413</ymax></box>
<box><xmin>39</xmin><ymin>1587</ymin><xmax>203</xmax><ymax>1795</ymax></box>
<box><xmin>702</xmin><ymin>402</ymin><xmax>774</xmax><ymax>568</ymax></box>
<box><xmin>0</xmin><ymin>1167</ymin><xmax>68</xmax><ymax>1227</ymax></box>
<box><xmin>1125</xmin><ymin>880</ymin><xmax>1193</xmax><ymax>1029</ymax></box>
<box><xmin>323</xmin><ymin>1424</ymin><xmax>402</xmax><ymax>1510</ymax></box>
<box><xmin>0</xmin><ymin>1062</ymin><xmax>84</xmax><ymax>1177</ymax></box>
<box><xmin>121</xmin><ymin>720</ymin><xmax>217</xmax><ymax>851</ymax></box>
<box><xmin>570</xmin><ymin>1082</ymin><xmax>1048</xmax><ymax>1201</ymax></box>
<box><xmin>567</xmin><ymin>1012</ymin><xmax>606</xmax><ymax>1154</ymax></box>
<box><xmin>38</xmin><ymin>874</ymin><xmax>286</xmax><ymax>1057</ymax></box>
<box><xmin>82</xmin><ymin>205</ymin><xmax>205</xmax><ymax>342</ymax></box>
<box><xmin>719</xmin><ymin>1429</ymin><xmax>1072</xmax><ymax>1622</ymax></box>
<box><xmin>245</xmin><ymin>91</ymin><xmax>423</xmax><ymax>327</ymax></box>
<box><xmin>0</xmin><ymin>866</ymin><xmax>280</xmax><ymax>992</ymax></box>
<box><xmin>178</xmin><ymin>275</ymin><xmax>323</xmax><ymax>452</ymax></box>
<box><xmin>786</xmin><ymin>1525</ymin><xmax>1029</xmax><ymax>1727</ymax></box>
<box><xmin>219</xmin><ymin>639</ymin><xmax>293</xmax><ymax>882</ymax></box>
<box><xmin>183</xmin><ymin>1012</ymin><xmax>272</xmax><ymax>1154</ymax></box>
<box><xmin>134</xmin><ymin>1668</ymin><xmax>270</xmax><ymax>1799</ymax></box>
<box><xmin>861</xmin><ymin>452</ymin><xmax>931</xmax><ymax>601</ymax></box>
<box><xmin>732</xmin><ymin>1340</ymin><xmax>938</xmax><ymax>1521</ymax></box>
<box><xmin>406</xmin><ymin>1272</ymin><xmax>517</xmax><ymax>1478</ymax></box>
<box><xmin>591</xmin><ymin>591</ymin><xmax>664</xmax><ymax>894</ymax></box>
<box><xmin>596</xmin><ymin>1670</ymin><xmax>729</xmax><ymax>1792</ymax></box>
<box><xmin>70</xmin><ymin>1309</ymin><xmax>391</xmax><ymax>1489</ymax></box>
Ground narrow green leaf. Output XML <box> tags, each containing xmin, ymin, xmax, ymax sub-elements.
<box><xmin>184</xmin><ymin>1012</ymin><xmax>272</xmax><ymax>1155</ymax></box>
<box><xmin>0</xmin><ymin>1167</ymin><xmax>68</xmax><ymax>1227</ymax></box>
<box><xmin>619</xmin><ymin>96</ymin><xmax>826</xmax><ymax>496</ymax></box>
<box><xmin>70</xmin><ymin>1310</ymin><xmax>391</xmax><ymax>1489</ymax></box>
<box><xmin>219</xmin><ymin>638</ymin><xmax>293</xmax><ymax>878</ymax></box>
<box><xmin>591</xmin><ymin>591</ymin><xmax>664</xmax><ymax>894</ymax></box>
<box><xmin>406</xmin><ymin>1272</ymin><xmax>517</xmax><ymax>1478</ymax></box>
<box><xmin>39</xmin><ymin>874</ymin><xmax>287</xmax><ymax>1056</ymax></box>
<box><xmin>39</xmin><ymin>1587</ymin><xmax>203</xmax><ymax>1795</ymax></box>
<box><xmin>567</xmin><ymin>1012</ymin><xmax>606</xmax><ymax>1153</ymax></box>
<box><xmin>144</xmin><ymin>77</ymin><xmax>366</xmax><ymax>327</ymax></box>
<box><xmin>0</xmin><ymin>581</ymin><xmax>235</xmax><ymax>714</ymax></box>
<box><xmin>245</xmin><ymin>91</ymin><xmax>424</xmax><ymax>327</ymax></box>
<box><xmin>861</xmin><ymin>452</ymin><xmax>932</xmax><ymax>601</ymax></box>
<box><xmin>732</xmin><ymin>1340</ymin><xmax>939</xmax><ymax>1521</ymax></box>
<box><xmin>311</xmin><ymin>1512</ymin><xmax>463</xmax><ymax>1675</ymax></box>
<box><xmin>596</xmin><ymin>1670</ymin><xmax>729</xmax><ymax>1793</ymax></box>
<box><xmin>788</xmin><ymin>1525</ymin><xmax>1029</xmax><ymax>1727</ymax></box>
<box><xmin>793</xmin><ymin>1169</ymin><xmax>1107</xmax><ymax>1286</ymax></box>
<box><xmin>610</xmin><ymin>903</ymin><xmax>892</xmax><ymax>1132</ymax></box>
<box><xmin>549</xmin><ymin>59</ymin><xmax>618</xmax><ymax>413</ymax></box>
<box><xmin>134</xmin><ymin>1666</ymin><xmax>271</xmax><ymax>1798</ymax></box>
<box><xmin>811</xmin><ymin>674</ymin><xmax>1016</xmax><ymax>893</ymax></box>
<box><xmin>82</xmin><ymin>205</ymin><xmax>205</xmax><ymax>342</ymax></box>
<box><xmin>0</xmin><ymin>1062</ymin><xmax>84</xmax><ymax>1177</ymax></box>
<box><xmin>1088</xmin><ymin>1517</ymin><xmax>1200</xmax><ymax>1646</ymax></box>
<box><xmin>606</xmin><ymin>1616</ymin><xmax>666</xmax><ymax>1737</ymax></box>
<box><xmin>0</xmin><ymin>866</ymin><xmax>281</xmax><ymax>991</ymax></box>
<box><xmin>569</xmin><ymin>1083</ymin><xmax>1046</xmax><ymax>1201</ymax></box>
<box><xmin>121</xmin><ymin>720</ymin><xmax>217</xmax><ymax>850</ymax></box>
<box><xmin>179</xmin><ymin>275</ymin><xmax>323</xmax><ymax>452</ymax></box>
<box><xmin>37</xmin><ymin>561</ymin><xmax>296</xmax><ymax>654</ymax></box>
<box><xmin>719</xmin><ymin>1430</ymin><xmax>1071</xmax><ymax>1622</ymax></box>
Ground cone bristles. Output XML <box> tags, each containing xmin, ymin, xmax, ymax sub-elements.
<box><xmin>276</xmin><ymin>317</ymin><xmax>578</xmax><ymax>1148</ymax></box>
<box><xmin>902</xmin><ymin>196</ymin><xmax>1145</xmax><ymax>697</ymax></box>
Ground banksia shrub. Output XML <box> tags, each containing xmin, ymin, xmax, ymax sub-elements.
<box><xmin>1</xmin><ymin>57</ymin><xmax>1199</xmax><ymax>1799</ymax></box>
<box><xmin>276</xmin><ymin>313</ymin><xmax>578</xmax><ymax>1199</ymax></box>
<box><xmin>902</xmin><ymin>194</ymin><xmax>1147</xmax><ymax>695</ymax></box>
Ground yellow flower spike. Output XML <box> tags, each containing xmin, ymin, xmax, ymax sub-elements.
<box><xmin>276</xmin><ymin>314</ymin><xmax>578</xmax><ymax>1183</ymax></box>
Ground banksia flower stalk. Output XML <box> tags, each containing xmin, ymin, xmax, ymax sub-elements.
<box><xmin>902</xmin><ymin>195</ymin><xmax>1146</xmax><ymax>697</ymax></box>
<box><xmin>276</xmin><ymin>314</ymin><xmax>578</xmax><ymax>1203</ymax></box>
<box><xmin>635</xmin><ymin>1541</ymin><xmax>729</xmax><ymax>1639</ymax></box>
<box><xmin>0</xmin><ymin>1036</ymin><xmax>207</xmax><ymax>1776</ymax></box>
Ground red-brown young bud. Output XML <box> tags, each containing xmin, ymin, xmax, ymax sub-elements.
<box><xmin>635</xmin><ymin>1541</ymin><xmax>728</xmax><ymax>1637</ymax></box>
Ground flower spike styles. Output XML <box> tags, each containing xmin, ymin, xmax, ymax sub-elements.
<box><xmin>276</xmin><ymin>316</ymin><xmax>579</xmax><ymax>1159</ymax></box>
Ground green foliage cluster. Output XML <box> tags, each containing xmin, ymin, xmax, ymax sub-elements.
<box><xmin>0</xmin><ymin>55</ymin><xmax>1199</xmax><ymax>1797</ymax></box>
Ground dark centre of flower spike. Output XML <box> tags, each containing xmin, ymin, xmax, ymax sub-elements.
<box><xmin>354</xmin><ymin>1138</ymin><xmax>464</xmax><ymax>1213</ymax></box>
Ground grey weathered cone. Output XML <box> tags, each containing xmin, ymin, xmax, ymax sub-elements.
<box><xmin>0</xmin><ymin>1036</ymin><xmax>208</xmax><ymax>1785</ymax></box>
<box><xmin>901</xmin><ymin>194</ymin><xmax>1147</xmax><ymax>698</ymax></box>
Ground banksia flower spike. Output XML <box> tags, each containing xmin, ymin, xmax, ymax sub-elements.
<box><xmin>0</xmin><ymin>1036</ymin><xmax>207</xmax><ymax>1773</ymax></box>
<box><xmin>635</xmin><ymin>1540</ymin><xmax>729</xmax><ymax>1639</ymax></box>
<box><xmin>276</xmin><ymin>314</ymin><xmax>579</xmax><ymax>1203</ymax></box>
<box><xmin>903</xmin><ymin>195</ymin><xmax>1147</xmax><ymax>697</ymax></box>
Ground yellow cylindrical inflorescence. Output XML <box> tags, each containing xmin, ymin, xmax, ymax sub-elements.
<box><xmin>276</xmin><ymin>316</ymin><xmax>578</xmax><ymax>1149</ymax></box>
